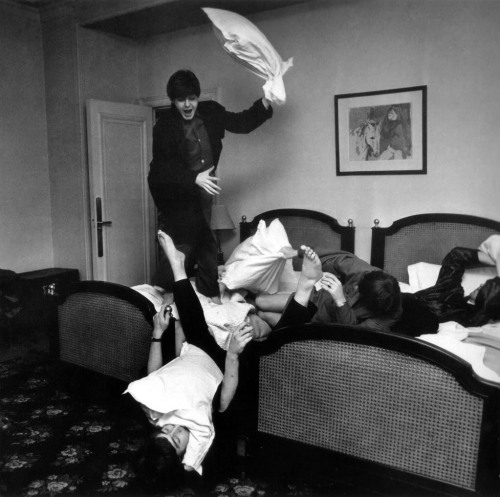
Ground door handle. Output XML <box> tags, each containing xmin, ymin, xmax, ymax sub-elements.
<box><xmin>97</xmin><ymin>220</ymin><xmax>112</xmax><ymax>228</ymax></box>
<box><xmin>96</xmin><ymin>197</ymin><xmax>112</xmax><ymax>257</ymax></box>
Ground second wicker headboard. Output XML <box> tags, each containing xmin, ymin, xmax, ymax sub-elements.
<box><xmin>240</xmin><ymin>209</ymin><xmax>355</xmax><ymax>270</ymax></box>
<box><xmin>370</xmin><ymin>213</ymin><xmax>500</xmax><ymax>283</ymax></box>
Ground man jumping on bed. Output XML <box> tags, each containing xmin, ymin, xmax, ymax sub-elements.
<box><xmin>148</xmin><ymin>69</ymin><xmax>273</xmax><ymax>303</ymax></box>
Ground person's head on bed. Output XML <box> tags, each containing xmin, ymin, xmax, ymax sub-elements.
<box><xmin>468</xmin><ymin>276</ymin><xmax>500</xmax><ymax>326</ymax></box>
<box><xmin>358</xmin><ymin>271</ymin><xmax>402</xmax><ymax>316</ymax></box>
<box><xmin>136</xmin><ymin>427</ymin><xmax>186</xmax><ymax>491</ymax></box>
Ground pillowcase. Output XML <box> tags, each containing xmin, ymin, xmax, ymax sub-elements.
<box><xmin>478</xmin><ymin>234</ymin><xmax>500</xmax><ymax>275</ymax></box>
<box><xmin>202</xmin><ymin>7</ymin><xmax>293</xmax><ymax>105</ymax></box>
<box><xmin>407</xmin><ymin>262</ymin><xmax>497</xmax><ymax>296</ymax></box>
<box><xmin>221</xmin><ymin>219</ymin><xmax>294</xmax><ymax>293</ymax></box>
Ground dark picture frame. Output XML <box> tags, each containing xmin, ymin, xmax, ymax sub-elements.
<box><xmin>335</xmin><ymin>85</ymin><xmax>427</xmax><ymax>175</ymax></box>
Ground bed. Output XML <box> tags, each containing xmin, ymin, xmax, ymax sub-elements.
<box><xmin>57</xmin><ymin>209</ymin><xmax>354</xmax><ymax>382</ymax></box>
<box><xmin>242</xmin><ymin>211</ymin><xmax>500</xmax><ymax>497</ymax></box>
<box><xmin>57</xmin><ymin>209</ymin><xmax>500</xmax><ymax>495</ymax></box>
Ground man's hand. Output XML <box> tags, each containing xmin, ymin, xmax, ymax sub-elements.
<box><xmin>228</xmin><ymin>322</ymin><xmax>253</xmax><ymax>356</ymax></box>
<box><xmin>320</xmin><ymin>272</ymin><xmax>346</xmax><ymax>307</ymax></box>
<box><xmin>247</xmin><ymin>314</ymin><xmax>272</xmax><ymax>341</ymax></box>
<box><xmin>152</xmin><ymin>303</ymin><xmax>172</xmax><ymax>339</ymax></box>
<box><xmin>195</xmin><ymin>166</ymin><xmax>221</xmax><ymax>195</ymax></box>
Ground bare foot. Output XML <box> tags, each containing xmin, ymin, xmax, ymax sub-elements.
<box><xmin>157</xmin><ymin>231</ymin><xmax>186</xmax><ymax>281</ymax></box>
<box><xmin>293</xmin><ymin>245</ymin><xmax>322</xmax><ymax>308</ymax></box>
<box><xmin>299</xmin><ymin>245</ymin><xmax>322</xmax><ymax>283</ymax></box>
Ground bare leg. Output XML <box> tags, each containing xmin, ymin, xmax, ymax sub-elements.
<box><xmin>257</xmin><ymin>310</ymin><xmax>283</xmax><ymax>327</ymax></box>
<box><xmin>294</xmin><ymin>245</ymin><xmax>322</xmax><ymax>307</ymax></box>
<box><xmin>272</xmin><ymin>246</ymin><xmax>322</xmax><ymax>329</ymax></box>
<box><xmin>157</xmin><ymin>230</ymin><xmax>187</xmax><ymax>282</ymax></box>
<box><xmin>255</xmin><ymin>293</ymin><xmax>291</xmax><ymax>312</ymax></box>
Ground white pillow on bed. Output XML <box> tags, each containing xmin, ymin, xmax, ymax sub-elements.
<box><xmin>407</xmin><ymin>262</ymin><xmax>497</xmax><ymax>295</ymax></box>
<box><xmin>222</xmin><ymin>219</ymin><xmax>294</xmax><ymax>294</ymax></box>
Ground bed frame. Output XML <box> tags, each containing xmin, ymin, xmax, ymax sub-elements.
<box><xmin>243</xmin><ymin>210</ymin><xmax>500</xmax><ymax>497</ymax></box>
<box><xmin>371</xmin><ymin>213</ymin><xmax>500</xmax><ymax>283</ymax></box>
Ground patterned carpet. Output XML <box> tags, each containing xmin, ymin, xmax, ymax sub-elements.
<box><xmin>0</xmin><ymin>354</ymin><xmax>358</xmax><ymax>497</ymax></box>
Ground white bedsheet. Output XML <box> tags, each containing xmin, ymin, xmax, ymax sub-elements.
<box><xmin>418</xmin><ymin>321</ymin><xmax>500</xmax><ymax>383</ymax></box>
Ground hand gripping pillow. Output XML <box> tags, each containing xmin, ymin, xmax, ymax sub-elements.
<box><xmin>221</xmin><ymin>219</ymin><xmax>294</xmax><ymax>293</ymax></box>
<box><xmin>202</xmin><ymin>7</ymin><xmax>293</xmax><ymax>105</ymax></box>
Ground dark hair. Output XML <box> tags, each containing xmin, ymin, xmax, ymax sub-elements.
<box><xmin>358</xmin><ymin>271</ymin><xmax>401</xmax><ymax>315</ymax></box>
<box><xmin>468</xmin><ymin>277</ymin><xmax>500</xmax><ymax>327</ymax></box>
<box><xmin>166</xmin><ymin>70</ymin><xmax>201</xmax><ymax>101</ymax></box>
<box><xmin>135</xmin><ymin>432</ymin><xmax>184</xmax><ymax>492</ymax></box>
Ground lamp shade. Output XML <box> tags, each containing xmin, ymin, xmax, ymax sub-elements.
<box><xmin>210</xmin><ymin>204</ymin><xmax>235</xmax><ymax>230</ymax></box>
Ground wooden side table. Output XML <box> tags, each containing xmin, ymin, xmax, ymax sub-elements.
<box><xmin>16</xmin><ymin>268</ymin><xmax>80</xmax><ymax>356</ymax></box>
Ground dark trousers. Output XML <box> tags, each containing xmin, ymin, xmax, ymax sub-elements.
<box><xmin>413</xmin><ymin>247</ymin><xmax>480</xmax><ymax>323</ymax></box>
<box><xmin>153</xmin><ymin>219</ymin><xmax>219</xmax><ymax>298</ymax></box>
<box><xmin>274</xmin><ymin>294</ymin><xmax>317</xmax><ymax>330</ymax></box>
<box><xmin>171</xmin><ymin>278</ymin><xmax>226</xmax><ymax>371</ymax></box>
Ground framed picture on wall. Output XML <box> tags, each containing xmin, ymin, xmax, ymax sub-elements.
<box><xmin>335</xmin><ymin>85</ymin><xmax>427</xmax><ymax>176</ymax></box>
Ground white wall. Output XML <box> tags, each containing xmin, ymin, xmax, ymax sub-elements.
<box><xmin>0</xmin><ymin>4</ymin><xmax>53</xmax><ymax>272</ymax></box>
<box><xmin>138</xmin><ymin>0</ymin><xmax>500</xmax><ymax>262</ymax></box>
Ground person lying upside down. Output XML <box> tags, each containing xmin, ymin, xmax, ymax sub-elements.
<box><xmin>125</xmin><ymin>235</ymin><xmax>324</xmax><ymax>492</ymax></box>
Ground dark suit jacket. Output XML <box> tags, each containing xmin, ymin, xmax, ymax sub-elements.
<box><xmin>148</xmin><ymin>98</ymin><xmax>272</xmax><ymax>229</ymax></box>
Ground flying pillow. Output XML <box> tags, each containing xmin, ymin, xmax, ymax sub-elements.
<box><xmin>202</xmin><ymin>7</ymin><xmax>293</xmax><ymax>105</ymax></box>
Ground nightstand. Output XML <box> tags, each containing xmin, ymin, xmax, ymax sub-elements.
<box><xmin>16</xmin><ymin>268</ymin><xmax>80</xmax><ymax>356</ymax></box>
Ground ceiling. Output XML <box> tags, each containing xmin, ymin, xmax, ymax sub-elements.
<box><xmin>11</xmin><ymin>0</ymin><xmax>308</xmax><ymax>39</ymax></box>
<box><xmin>81</xmin><ymin>0</ymin><xmax>307</xmax><ymax>39</ymax></box>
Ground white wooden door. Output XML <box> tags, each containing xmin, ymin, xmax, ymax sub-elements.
<box><xmin>87</xmin><ymin>99</ymin><xmax>155</xmax><ymax>286</ymax></box>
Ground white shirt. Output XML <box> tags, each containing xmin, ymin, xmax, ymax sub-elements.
<box><xmin>125</xmin><ymin>343</ymin><xmax>223</xmax><ymax>474</ymax></box>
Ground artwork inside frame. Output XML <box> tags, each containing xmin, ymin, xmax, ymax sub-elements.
<box><xmin>335</xmin><ymin>85</ymin><xmax>427</xmax><ymax>175</ymax></box>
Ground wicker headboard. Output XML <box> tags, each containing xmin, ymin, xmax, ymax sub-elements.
<box><xmin>58</xmin><ymin>281</ymin><xmax>156</xmax><ymax>383</ymax></box>
<box><xmin>370</xmin><ymin>213</ymin><xmax>500</xmax><ymax>283</ymax></box>
<box><xmin>240</xmin><ymin>209</ymin><xmax>355</xmax><ymax>271</ymax></box>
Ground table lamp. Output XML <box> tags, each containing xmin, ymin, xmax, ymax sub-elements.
<box><xmin>210</xmin><ymin>204</ymin><xmax>235</xmax><ymax>264</ymax></box>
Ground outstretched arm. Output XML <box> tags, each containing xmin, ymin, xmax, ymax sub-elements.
<box><xmin>218</xmin><ymin>323</ymin><xmax>253</xmax><ymax>412</ymax></box>
<box><xmin>147</xmin><ymin>303</ymin><xmax>172</xmax><ymax>375</ymax></box>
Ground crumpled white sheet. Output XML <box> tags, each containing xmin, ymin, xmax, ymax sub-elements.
<box><xmin>418</xmin><ymin>321</ymin><xmax>500</xmax><ymax>383</ymax></box>
<box><xmin>193</xmin><ymin>283</ymin><xmax>255</xmax><ymax>350</ymax></box>
<box><xmin>202</xmin><ymin>7</ymin><xmax>293</xmax><ymax>105</ymax></box>
<box><xmin>132</xmin><ymin>283</ymin><xmax>254</xmax><ymax>350</ymax></box>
